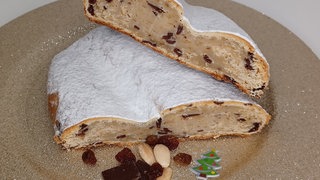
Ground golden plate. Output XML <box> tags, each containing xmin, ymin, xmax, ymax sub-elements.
<box><xmin>1</xmin><ymin>0</ymin><xmax>319</xmax><ymax>179</ymax></box>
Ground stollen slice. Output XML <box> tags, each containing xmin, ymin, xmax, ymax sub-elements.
<box><xmin>83</xmin><ymin>0</ymin><xmax>270</xmax><ymax>97</ymax></box>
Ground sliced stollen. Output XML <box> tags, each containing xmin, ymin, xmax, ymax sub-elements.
<box><xmin>83</xmin><ymin>0</ymin><xmax>270</xmax><ymax>97</ymax></box>
<box><xmin>47</xmin><ymin>27</ymin><xmax>271</xmax><ymax>149</ymax></box>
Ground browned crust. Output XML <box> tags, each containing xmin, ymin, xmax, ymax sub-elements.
<box><xmin>83</xmin><ymin>0</ymin><xmax>269</xmax><ymax>97</ymax></box>
<box><xmin>48</xmin><ymin>93</ymin><xmax>59</xmax><ymax>124</ymax></box>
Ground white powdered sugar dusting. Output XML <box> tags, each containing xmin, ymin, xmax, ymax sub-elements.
<box><xmin>48</xmin><ymin>27</ymin><xmax>255</xmax><ymax>132</ymax></box>
<box><xmin>176</xmin><ymin>0</ymin><xmax>265</xmax><ymax>58</ymax></box>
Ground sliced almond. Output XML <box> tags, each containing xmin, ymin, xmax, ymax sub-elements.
<box><xmin>156</xmin><ymin>167</ymin><xmax>173</xmax><ymax>180</ymax></box>
<box><xmin>153</xmin><ymin>144</ymin><xmax>171</xmax><ymax>168</ymax></box>
<box><xmin>138</xmin><ymin>143</ymin><xmax>156</xmax><ymax>165</ymax></box>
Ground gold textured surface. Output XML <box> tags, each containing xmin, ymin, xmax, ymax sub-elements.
<box><xmin>0</xmin><ymin>0</ymin><xmax>319</xmax><ymax>179</ymax></box>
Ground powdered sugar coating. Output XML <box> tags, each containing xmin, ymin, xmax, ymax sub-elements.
<box><xmin>48</xmin><ymin>27</ymin><xmax>255</xmax><ymax>132</ymax></box>
<box><xmin>177</xmin><ymin>0</ymin><xmax>265</xmax><ymax>58</ymax></box>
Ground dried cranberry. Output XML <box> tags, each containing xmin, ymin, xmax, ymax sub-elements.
<box><xmin>173</xmin><ymin>153</ymin><xmax>192</xmax><ymax>166</ymax></box>
<box><xmin>82</xmin><ymin>149</ymin><xmax>97</xmax><ymax>165</ymax></box>
<box><xmin>174</xmin><ymin>48</ymin><xmax>182</xmax><ymax>57</ymax></box>
<box><xmin>145</xmin><ymin>135</ymin><xmax>158</xmax><ymax>147</ymax></box>
<box><xmin>157</xmin><ymin>135</ymin><xmax>179</xmax><ymax>151</ymax></box>
<box><xmin>115</xmin><ymin>148</ymin><xmax>136</xmax><ymax>164</ymax></box>
<box><xmin>148</xmin><ymin>163</ymin><xmax>163</xmax><ymax>179</ymax></box>
<box><xmin>87</xmin><ymin>5</ymin><xmax>95</xmax><ymax>16</ymax></box>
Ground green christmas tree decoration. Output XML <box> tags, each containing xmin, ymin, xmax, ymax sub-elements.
<box><xmin>190</xmin><ymin>148</ymin><xmax>222</xmax><ymax>179</ymax></box>
<box><xmin>191</xmin><ymin>165</ymin><xmax>219</xmax><ymax>178</ymax></box>
<box><xmin>197</xmin><ymin>158</ymin><xmax>221</xmax><ymax>170</ymax></box>
<box><xmin>202</xmin><ymin>149</ymin><xmax>221</xmax><ymax>162</ymax></box>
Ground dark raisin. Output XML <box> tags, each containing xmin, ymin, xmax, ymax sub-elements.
<box><xmin>80</xmin><ymin>124</ymin><xmax>88</xmax><ymax>129</ymax></box>
<box><xmin>152</xmin><ymin>11</ymin><xmax>158</xmax><ymax>16</ymax></box>
<box><xmin>147</xmin><ymin>2</ymin><xmax>164</xmax><ymax>14</ymax></box>
<box><xmin>245</xmin><ymin>51</ymin><xmax>255</xmax><ymax>70</ymax></box>
<box><xmin>238</xmin><ymin>118</ymin><xmax>246</xmax><ymax>122</ymax></box>
<box><xmin>176</xmin><ymin>25</ymin><xmax>183</xmax><ymax>35</ymax></box>
<box><xmin>87</xmin><ymin>5</ymin><xmax>95</xmax><ymax>16</ymax></box>
<box><xmin>182</xmin><ymin>113</ymin><xmax>201</xmax><ymax>118</ymax></box>
<box><xmin>245</xmin><ymin>57</ymin><xmax>254</xmax><ymax>70</ymax></box>
<box><xmin>203</xmin><ymin>55</ymin><xmax>213</xmax><ymax>64</ymax></box>
<box><xmin>162</xmin><ymin>32</ymin><xmax>173</xmax><ymax>38</ymax></box>
<box><xmin>248</xmin><ymin>122</ymin><xmax>261</xmax><ymax>133</ymax></box>
<box><xmin>76</xmin><ymin>123</ymin><xmax>89</xmax><ymax>136</ymax></box>
<box><xmin>103</xmin><ymin>6</ymin><xmax>107</xmax><ymax>10</ymax></box>
<box><xmin>116</xmin><ymin>134</ymin><xmax>126</xmax><ymax>139</ymax></box>
<box><xmin>156</xmin><ymin>118</ymin><xmax>162</xmax><ymax>128</ymax></box>
<box><xmin>142</xmin><ymin>40</ymin><xmax>157</xmax><ymax>47</ymax></box>
<box><xmin>148</xmin><ymin>163</ymin><xmax>163</xmax><ymax>179</ymax></box>
<box><xmin>82</xmin><ymin>149</ymin><xmax>97</xmax><ymax>165</ymax></box>
<box><xmin>145</xmin><ymin>135</ymin><xmax>158</xmax><ymax>147</ymax></box>
<box><xmin>237</xmin><ymin>118</ymin><xmax>246</xmax><ymax>122</ymax></box>
<box><xmin>165</xmin><ymin>38</ymin><xmax>176</xmax><ymax>44</ymax></box>
<box><xmin>197</xmin><ymin>129</ymin><xmax>204</xmax><ymax>132</ymax></box>
<box><xmin>134</xmin><ymin>25</ymin><xmax>140</xmax><ymax>30</ymax></box>
<box><xmin>174</xmin><ymin>48</ymin><xmax>182</xmax><ymax>57</ymax></box>
<box><xmin>89</xmin><ymin>0</ymin><xmax>96</xmax><ymax>4</ymax></box>
<box><xmin>162</xmin><ymin>32</ymin><xmax>176</xmax><ymax>44</ymax></box>
<box><xmin>106</xmin><ymin>0</ymin><xmax>113</xmax><ymax>2</ymax></box>
<box><xmin>115</xmin><ymin>148</ymin><xmax>136</xmax><ymax>164</ymax></box>
<box><xmin>173</xmin><ymin>153</ymin><xmax>192</xmax><ymax>166</ymax></box>
<box><xmin>214</xmin><ymin>101</ymin><xmax>224</xmax><ymax>105</ymax></box>
<box><xmin>158</xmin><ymin>135</ymin><xmax>179</xmax><ymax>151</ymax></box>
